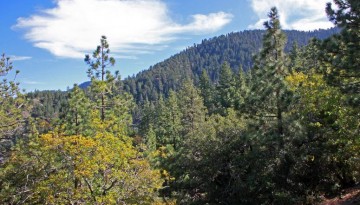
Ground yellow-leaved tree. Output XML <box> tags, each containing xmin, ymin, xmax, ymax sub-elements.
<box><xmin>1</xmin><ymin>131</ymin><xmax>162</xmax><ymax>204</ymax></box>
<box><xmin>285</xmin><ymin>70</ymin><xmax>360</xmax><ymax>195</ymax></box>
<box><xmin>0</xmin><ymin>37</ymin><xmax>163</xmax><ymax>204</ymax></box>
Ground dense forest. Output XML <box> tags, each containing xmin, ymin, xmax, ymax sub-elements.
<box><xmin>0</xmin><ymin>0</ymin><xmax>359</xmax><ymax>204</ymax></box>
<box><xmin>122</xmin><ymin>28</ymin><xmax>340</xmax><ymax>103</ymax></box>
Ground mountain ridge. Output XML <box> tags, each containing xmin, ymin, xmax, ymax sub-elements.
<box><xmin>122</xmin><ymin>28</ymin><xmax>340</xmax><ymax>103</ymax></box>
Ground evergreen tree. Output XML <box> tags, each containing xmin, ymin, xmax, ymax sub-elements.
<box><xmin>217</xmin><ymin>62</ymin><xmax>237</xmax><ymax>113</ymax></box>
<box><xmin>242</xmin><ymin>8</ymin><xmax>299</xmax><ymax>203</ymax></box>
<box><xmin>138</xmin><ymin>100</ymin><xmax>156</xmax><ymax>137</ymax></box>
<box><xmin>163</xmin><ymin>80</ymin><xmax>211</xmax><ymax>203</ymax></box>
<box><xmin>145</xmin><ymin>124</ymin><xmax>157</xmax><ymax>153</ymax></box>
<box><xmin>62</xmin><ymin>85</ymin><xmax>93</xmax><ymax>136</ymax></box>
<box><xmin>323</xmin><ymin>0</ymin><xmax>360</xmax><ymax>106</ymax></box>
<box><xmin>165</xmin><ymin>90</ymin><xmax>182</xmax><ymax>149</ymax></box>
<box><xmin>248</xmin><ymin>7</ymin><xmax>291</xmax><ymax>138</ymax></box>
<box><xmin>84</xmin><ymin>36</ymin><xmax>133</xmax><ymax>136</ymax></box>
<box><xmin>84</xmin><ymin>36</ymin><xmax>115</xmax><ymax>122</ymax></box>
<box><xmin>234</xmin><ymin>65</ymin><xmax>248</xmax><ymax>111</ymax></box>
<box><xmin>177</xmin><ymin>79</ymin><xmax>207</xmax><ymax>139</ymax></box>
<box><xmin>199</xmin><ymin>69</ymin><xmax>215</xmax><ymax>113</ymax></box>
<box><xmin>0</xmin><ymin>54</ymin><xmax>24</xmax><ymax>138</ymax></box>
<box><xmin>0</xmin><ymin>54</ymin><xmax>27</xmax><ymax>156</ymax></box>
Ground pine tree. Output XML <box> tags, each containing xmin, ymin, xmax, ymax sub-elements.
<box><xmin>234</xmin><ymin>65</ymin><xmax>248</xmax><ymax>111</ymax></box>
<box><xmin>145</xmin><ymin>124</ymin><xmax>157</xmax><ymax>153</ymax></box>
<box><xmin>151</xmin><ymin>91</ymin><xmax>182</xmax><ymax>149</ymax></box>
<box><xmin>84</xmin><ymin>36</ymin><xmax>133</xmax><ymax>136</ymax></box>
<box><xmin>62</xmin><ymin>85</ymin><xmax>93</xmax><ymax>136</ymax></box>
<box><xmin>177</xmin><ymin>79</ymin><xmax>207</xmax><ymax>139</ymax></box>
<box><xmin>217</xmin><ymin>62</ymin><xmax>237</xmax><ymax>114</ymax></box>
<box><xmin>323</xmin><ymin>0</ymin><xmax>360</xmax><ymax>106</ymax></box>
<box><xmin>241</xmin><ymin>9</ymin><xmax>297</xmax><ymax>202</ymax></box>
<box><xmin>248</xmin><ymin>7</ymin><xmax>291</xmax><ymax>138</ymax></box>
<box><xmin>199</xmin><ymin>69</ymin><xmax>215</xmax><ymax>113</ymax></box>
<box><xmin>0</xmin><ymin>54</ymin><xmax>27</xmax><ymax>155</ymax></box>
<box><xmin>163</xmin><ymin>80</ymin><xmax>211</xmax><ymax>202</ymax></box>
<box><xmin>84</xmin><ymin>36</ymin><xmax>115</xmax><ymax>122</ymax></box>
<box><xmin>165</xmin><ymin>90</ymin><xmax>182</xmax><ymax>149</ymax></box>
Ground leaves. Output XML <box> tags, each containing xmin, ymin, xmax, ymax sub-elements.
<box><xmin>1</xmin><ymin>132</ymin><xmax>162</xmax><ymax>204</ymax></box>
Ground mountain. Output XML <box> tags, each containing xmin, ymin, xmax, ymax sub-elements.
<box><xmin>123</xmin><ymin>28</ymin><xmax>340</xmax><ymax>103</ymax></box>
<box><xmin>78</xmin><ymin>81</ymin><xmax>91</xmax><ymax>89</ymax></box>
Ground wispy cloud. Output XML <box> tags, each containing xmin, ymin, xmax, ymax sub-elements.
<box><xmin>248</xmin><ymin>0</ymin><xmax>333</xmax><ymax>30</ymax></box>
<box><xmin>111</xmin><ymin>55</ymin><xmax>138</xmax><ymax>60</ymax></box>
<box><xmin>9</xmin><ymin>55</ymin><xmax>32</xmax><ymax>61</ymax></box>
<box><xmin>14</xmin><ymin>0</ymin><xmax>232</xmax><ymax>59</ymax></box>
<box><xmin>22</xmin><ymin>80</ymin><xmax>45</xmax><ymax>85</ymax></box>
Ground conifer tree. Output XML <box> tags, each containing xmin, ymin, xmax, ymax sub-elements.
<box><xmin>234</xmin><ymin>65</ymin><xmax>248</xmax><ymax>111</ymax></box>
<box><xmin>62</xmin><ymin>85</ymin><xmax>93</xmax><ymax>136</ymax></box>
<box><xmin>145</xmin><ymin>124</ymin><xmax>157</xmax><ymax>153</ymax></box>
<box><xmin>84</xmin><ymin>36</ymin><xmax>115</xmax><ymax>122</ymax></box>
<box><xmin>199</xmin><ymin>69</ymin><xmax>215</xmax><ymax>113</ymax></box>
<box><xmin>0</xmin><ymin>54</ymin><xmax>27</xmax><ymax>155</ymax></box>
<box><xmin>165</xmin><ymin>90</ymin><xmax>182</xmax><ymax>149</ymax></box>
<box><xmin>84</xmin><ymin>36</ymin><xmax>133</xmax><ymax>135</ymax></box>
<box><xmin>323</xmin><ymin>0</ymin><xmax>360</xmax><ymax>105</ymax></box>
<box><xmin>153</xmin><ymin>95</ymin><xmax>167</xmax><ymax>145</ymax></box>
<box><xmin>217</xmin><ymin>62</ymin><xmax>237</xmax><ymax>113</ymax></box>
<box><xmin>248</xmin><ymin>7</ymin><xmax>291</xmax><ymax>138</ymax></box>
<box><xmin>177</xmin><ymin>79</ymin><xmax>207</xmax><ymax>139</ymax></box>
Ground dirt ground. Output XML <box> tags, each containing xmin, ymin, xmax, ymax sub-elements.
<box><xmin>318</xmin><ymin>186</ymin><xmax>360</xmax><ymax>205</ymax></box>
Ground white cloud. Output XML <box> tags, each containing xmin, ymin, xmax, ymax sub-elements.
<box><xmin>22</xmin><ymin>80</ymin><xmax>44</xmax><ymax>85</ymax></box>
<box><xmin>248</xmin><ymin>0</ymin><xmax>334</xmax><ymax>30</ymax></box>
<box><xmin>14</xmin><ymin>0</ymin><xmax>232</xmax><ymax>58</ymax></box>
<box><xmin>9</xmin><ymin>55</ymin><xmax>32</xmax><ymax>61</ymax></box>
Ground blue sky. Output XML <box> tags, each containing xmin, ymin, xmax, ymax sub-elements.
<box><xmin>1</xmin><ymin>0</ymin><xmax>334</xmax><ymax>91</ymax></box>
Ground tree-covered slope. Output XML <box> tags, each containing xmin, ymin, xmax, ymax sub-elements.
<box><xmin>123</xmin><ymin>28</ymin><xmax>339</xmax><ymax>103</ymax></box>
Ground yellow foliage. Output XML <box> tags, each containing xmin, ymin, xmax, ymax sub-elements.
<box><xmin>151</xmin><ymin>199</ymin><xmax>177</xmax><ymax>205</ymax></box>
<box><xmin>1</xmin><ymin>132</ymin><xmax>163</xmax><ymax>204</ymax></box>
<box><xmin>285</xmin><ymin>72</ymin><xmax>341</xmax><ymax>114</ymax></box>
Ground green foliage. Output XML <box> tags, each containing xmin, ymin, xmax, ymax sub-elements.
<box><xmin>323</xmin><ymin>0</ymin><xmax>360</xmax><ymax>106</ymax></box>
<box><xmin>27</xmin><ymin>90</ymin><xmax>68</xmax><ymax>134</ymax></box>
<box><xmin>123</xmin><ymin>29</ymin><xmax>339</xmax><ymax>104</ymax></box>
<box><xmin>248</xmin><ymin>7</ymin><xmax>292</xmax><ymax>138</ymax></box>
<box><xmin>61</xmin><ymin>85</ymin><xmax>93</xmax><ymax>136</ymax></box>
<box><xmin>1</xmin><ymin>39</ymin><xmax>162</xmax><ymax>204</ymax></box>
<box><xmin>85</xmin><ymin>36</ymin><xmax>117</xmax><ymax>122</ymax></box>
<box><xmin>0</xmin><ymin>54</ymin><xmax>24</xmax><ymax>137</ymax></box>
<box><xmin>0</xmin><ymin>54</ymin><xmax>27</xmax><ymax>157</ymax></box>
<box><xmin>216</xmin><ymin>62</ymin><xmax>237</xmax><ymax>113</ymax></box>
<box><xmin>285</xmin><ymin>70</ymin><xmax>359</xmax><ymax>199</ymax></box>
<box><xmin>1</xmin><ymin>3</ymin><xmax>359</xmax><ymax>204</ymax></box>
<box><xmin>149</xmin><ymin>5</ymin><xmax>358</xmax><ymax>204</ymax></box>
<box><xmin>177</xmin><ymin>79</ymin><xmax>207</xmax><ymax>139</ymax></box>
<box><xmin>85</xmin><ymin>36</ymin><xmax>115</xmax><ymax>81</ymax></box>
<box><xmin>199</xmin><ymin>69</ymin><xmax>215</xmax><ymax>113</ymax></box>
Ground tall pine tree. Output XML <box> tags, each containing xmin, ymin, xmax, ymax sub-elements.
<box><xmin>248</xmin><ymin>7</ymin><xmax>291</xmax><ymax>138</ymax></box>
<box><xmin>323</xmin><ymin>0</ymin><xmax>360</xmax><ymax>106</ymax></box>
<box><xmin>84</xmin><ymin>36</ymin><xmax>115</xmax><ymax>122</ymax></box>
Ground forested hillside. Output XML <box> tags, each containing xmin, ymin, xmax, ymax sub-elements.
<box><xmin>0</xmin><ymin>0</ymin><xmax>359</xmax><ymax>204</ymax></box>
<box><xmin>26</xmin><ymin>28</ymin><xmax>340</xmax><ymax>127</ymax></box>
<box><xmin>123</xmin><ymin>28</ymin><xmax>340</xmax><ymax>103</ymax></box>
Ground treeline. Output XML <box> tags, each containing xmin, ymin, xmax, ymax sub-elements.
<box><xmin>0</xmin><ymin>0</ymin><xmax>359</xmax><ymax>204</ymax></box>
<box><xmin>123</xmin><ymin>28</ymin><xmax>339</xmax><ymax>103</ymax></box>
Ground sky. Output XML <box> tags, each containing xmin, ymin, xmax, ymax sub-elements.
<box><xmin>0</xmin><ymin>0</ymin><xmax>334</xmax><ymax>91</ymax></box>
